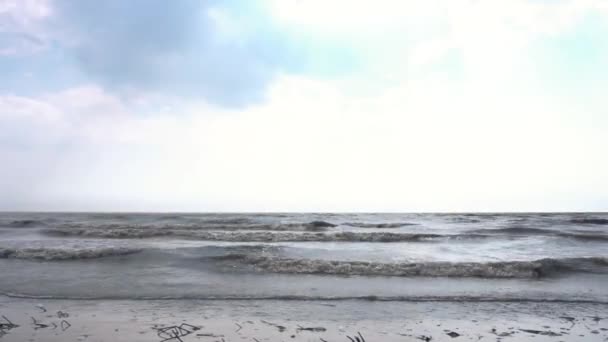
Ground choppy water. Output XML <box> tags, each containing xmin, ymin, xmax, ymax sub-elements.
<box><xmin>0</xmin><ymin>212</ymin><xmax>607</xmax><ymax>302</ymax></box>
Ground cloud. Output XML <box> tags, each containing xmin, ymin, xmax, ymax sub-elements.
<box><xmin>1</xmin><ymin>72</ymin><xmax>607</xmax><ymax>211</ymax></box>
<box><xmin>1</xmin><ymin>0</ymin><xmax>607</xmax><ymax>211</ymax></box>
<box><xmin>267</xmin><ymin>0</ymin><xmax>608</xmax><ymax>81</ymax></box>
<box><xmin>45</xmin><ymin>0</ymin><xmax>300</xmax><ymax>107</ymax></box>
<box><xmin>0</xmin><ymin>0</ymin><xmax>51</xmax><ymax>55</ymax></box>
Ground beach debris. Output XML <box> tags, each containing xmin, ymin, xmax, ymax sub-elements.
<box><xmin>260</xmin><ymin>320</ymin><xmax>286</xmax><ymax>332</ymax></box>
<box><xmin>31</xmin><ymin>317</ymin><xmax>49</xmax><ymax>329</ymax></box>
<box><xmin>297</xmin><ymin>325</ymin><xmax>327</xmax><ymax>332</ymax></box>
<box><xmin>154</xmin><ymin>323</ymin><xmax>201</xmax><ymax>342</ymax></box>
<box><xmin>235</xmin><ymin>322</ymin><xmax>243</xmax><ymax>332</ymax></box>
<box><xmin>559</xmin><ymin>316</ymin><xmax>576</xmax><ymax>328</ymax></box>
<box><xmin>320</xmin><ymin>338</ymin><xmax>329</xmax><ymax>342</ymax></box>
<box><xmin>490</xmin><ymin>328</ymin><xmax>514</xmax><ymax>337</ymax></box>
<box><xmin>196</xmin><ymin>333</ymin><xmax>224</xmax><ymax>338</ymax></box>
<box><xmin>0</xmin><ymin>315</ymin><xmax>18</xmax><ymax>330</ymax></box>
<box><xmin>416</xmin><ymin>335</ymin><xmax>432</xmax><ymax>342</ymax></box>
<box><xmin>57</xmin><ymin>311</ymin><xmax>70</xmax><ymax>318</ymax></box>
<box><xmin>61</xmin><ymin>320</ymin><xmax>71</xmax><ymax>331</ymax></box>
<box><xmin>588</xmin><ymin>315</ymin><xmax>603</xmax><ymax>323</ymax></box>
<box><xmin>346</xmin><ymin>332</ymin><xmax>366</xmax><ymax>342</ymax></box>
<box><xmin>36</xmin><ymin>304</ymin><xmax>47</xmax><ymax>313</ymax></box>
<box><xmin>446</xmin><ymin>331</ymin><xmax>460</xmax><ymax>338</ymax></box>
<box><xmin>0</xmin><ymin>315</ymin><xmax>19</xmax><ymax>338</ymax></box>
<box><xmin>519</xmin><ymin>329</ymin><xmax>561</xmax><ymax>336</ymax></box>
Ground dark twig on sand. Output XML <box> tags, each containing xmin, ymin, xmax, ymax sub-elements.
<box><xmin>0</xmin><ymin>315</ymin><xmax>19</xmax><ymax>337</ymax></box>
<box><xmin>346</xmin><ymin>332</ymin><xmax>366</xmax><ymax>342</ymax></box>
<box><xmin>519</xmin><ymin>329</ymin><xmax>561</xmax><ymax>336</ymax></box>
<box><xmin>235</xmin><ymin>322</ymin><xmax>243</xmax><ymax>332</ymax></box>
<box><xmin>196</xmin><ymin>333</ymin><xmax>224</xmax><ymax>338</ymax></box>
<box><xmin>260</xmin><ymin>320</ymin><xmax>286</xmax><ymax>332</ymax></box>
<box><xmin>297</xmin><ymin>325</ymin><xmax>327</xmax><ymax>332</ymax></box>
<box><xmin>31</xmin><ymin>317</ymin><xmax>49</xmax><ymax>329</ymax></box>
<box><xmin>0</xmin><ymin>315</ymin><xmax>18</xmax><ymax>330</ymax></box>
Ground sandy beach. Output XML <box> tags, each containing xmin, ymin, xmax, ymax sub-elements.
<box><xmin>1</xmin><ymin>296</ymin><xmax>607</xmax><ymax>342</ymax></box>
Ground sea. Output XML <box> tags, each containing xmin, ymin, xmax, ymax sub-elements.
<box><xmin>0</xmin><ymin>212</ymin><xmax>607</xmax><ymax>302</ymax></box>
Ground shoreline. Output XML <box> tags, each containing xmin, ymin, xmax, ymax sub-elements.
<box><xmin>3</xmin><ymin>292</ymin><xmax>608</xmax><ymax>304</ymax></box>
<box><xmin>1</xmin><ymin>296</ymin><xmax>607</xmax><ymax>341</ymax></box>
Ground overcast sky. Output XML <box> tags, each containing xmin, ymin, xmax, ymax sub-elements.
<box><xmin>1</xmin><ymin>0</ymin><xmax>607</xmax><ymax>212</ymax></box>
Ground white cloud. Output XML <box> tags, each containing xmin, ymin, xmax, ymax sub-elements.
<box><xmin>1</xmin><ymin>0</ymin><xmax>607</xmax><ymax>211</ymax></box>
<box><xmin>266</xmin><ymin>0</ymin><xmax>608</xmax><ymax>79</ymax></box>
<box><xmin>0</xmin><ymin>0</ymin><xmax>51</xmax><ymax>55</ymax></box>
<box><xmin>2</xmin><ymin>71</ymin><xmax>605</xmax><ymax>211</ymax></box>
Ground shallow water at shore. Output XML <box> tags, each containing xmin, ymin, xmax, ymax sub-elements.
<box><xmin>1</xmin><ymin>213</ymin><xmax>607</xmax><ymax>302</ymax></box>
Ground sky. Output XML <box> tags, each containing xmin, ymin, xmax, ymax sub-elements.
<box><xmin>0</xmin><ymin>0</ymin><xmax>607</xmax><ymax>212</ymax></box>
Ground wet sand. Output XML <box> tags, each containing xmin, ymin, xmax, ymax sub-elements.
<box><xmin>1</xmin><ymin>296</ymin><xmax>607</xmax><ymax>341</ymax></box>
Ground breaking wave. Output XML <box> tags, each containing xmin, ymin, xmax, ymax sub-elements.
<box><xmin>42</xmin><ymin>228</ymin><xmax>443</xmax><ymax>242</ymax></box>
<box><xmin>468</xmin><ymin>227</ymin><xmax>553</xmax><ymax>235</ymax></box>
<box><xmin>49</xmin><ymin>220</ymin><xmax>337</xmax><ymax>232</ymax></box>
<box><xmin>2</xmin><ymin>219</ymin><xmax>46</xmax><ymax>228</ymax></box>
<box><xmin>342</xmin><ymin>222</ymin><xmax>416</xmax><ymax>228</ymax></box>
<box><xmin>0</xmin><ymin>246</ymin><xmax>142</xmax><ymax>261</ymax></box>
<box><xmin>215</xmin><ymin>256</ymin><xmax>608</xmax><ymax>279</ymax></box>
<box><xmin>41</xmin><ymin>226</ymin><xmax>608</xmax><ymax>243</ymax></box>
<box><xmin>467</xmin><ymin>227</ymin><xmax>608</xmax><ymax>241</ymax></box>
<box><xmin>571</xmin><ymin>218</ymin><xmax>608</xmax><ymax>225</ymax></box>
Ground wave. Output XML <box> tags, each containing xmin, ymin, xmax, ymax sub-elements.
<box><xmin>2</xmin><ymin>219</ymin><xmax>46</xmax><ymax>228</ymax></box>
<box><xmin>42</xmin><ymin>228</ymin><xmax>443</xmax><ymax>242</ymax></box>
<box><xmin>0</xmin><ymin>246</ymin><xmax>141</xmax><ymax>261</ymax></box>
<box><xmin>342</xmin><ymin>222</ymin><xmax>416</xmax><ymax>228</ymax></box>
<box><xmin>214</xmin><ymin>256</ymin><xmax>608</xmax><ymax>279</ymax></box>
<box><xmin>467</xmin><ymin>227</ymin><xmax>608</xmax><ymax>242</ymax></box>
<box><xmin>50</xmin><ymin>220</ymin><xmax>337</xmax><ymax>232</ymax></box>
<box><xmin>571</xmin><ymin>218</ymin><xmax>608</xmax><ymax>225</ymax></box>
<box><xmin>468</xmin><ymin>227</ymin><xmax>552</xmax><ymax>235</ymax></box>
<box><xmin>2</xmin><ymin>292</ymin><xmax>607</xmax><ymax>304</ymax></box>
<box><xmin>42</xmin><ymin>225</ymin><xmax>608</xmax><ymax>243</ymax></box>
